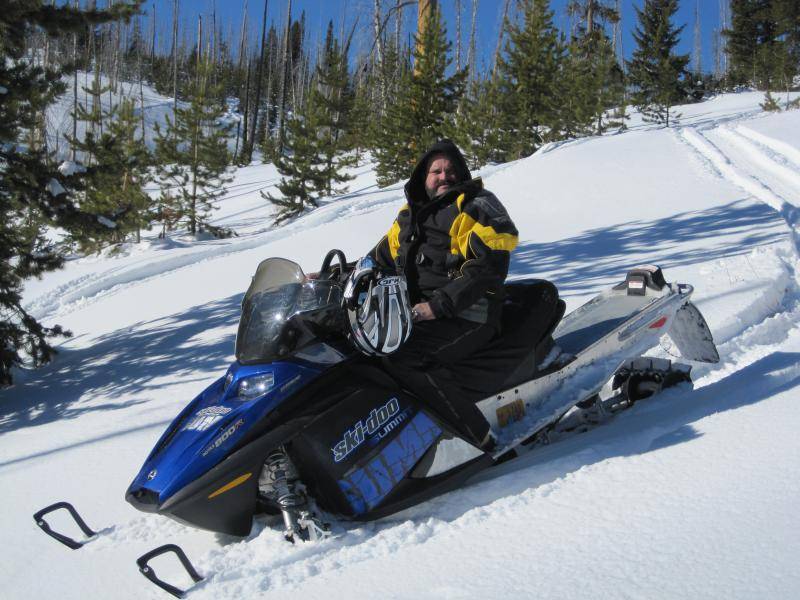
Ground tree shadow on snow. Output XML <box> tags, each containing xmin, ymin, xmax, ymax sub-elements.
<box><xmin>509</xmin><ymin>199</ymin><xmax>786</xmax><ymax>297</ymax></box>
<box><xmin>0</xmin><ymin>293</ymin><xmax>243</xmax><ymax>436</ymax></box>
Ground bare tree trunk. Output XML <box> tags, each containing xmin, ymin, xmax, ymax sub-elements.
<box><xmin>190</xmin><ymin>15</ymin><xmax>204</xmax><ymax>236</ymax></box>
<box><xmin>395</xmin><ymin>0</ymin><xmax>402</xmax><ymax>54</ymax></box>
<box><xmin>416</xmin><ymin>0</ymin><xmax>437</xmax><ymax>61</ymax></box>
<box><xmin>150</xmin><ymin>2</ymin><xmax>156</xmax><ymax>58</ymax></box>
<box><xmin>237</xmin><ymin>0</ymin><xmax>249</xmax><ymax>72</ymax></box>
<box><xmin>276</xmin><ymin>0</ymin><xmax>292</xmax><ymax>155</ymax></box>
<box><xmin>246</xmin><ymin>0</ymin><xmax>270</xmax><ymax>163</ymax></box>
<box><xmin>491</xmin><ymin>0</ymin><xmax>510</xmax><ymax>82</ymax></box>
<box><xmin>212</xmin><ymin>1</ymin><xmax>217</xmax><ymax>62</ymax></box>
<box><xmin>172</xmin><ymin>0</ymin><xmax>178</xmax><ymax>114</ymax></box>
<box><xmin>138</xmin><ymin>18</ymin><xmax>146</xmax><ymax>144</ymax></box>
<box><xmin>72</xmin><ymin>0</ymin><xmax>79</xmax><ymax>161</ymax></box>
<box><xmin>373</xmin><ymin>0</ymin><xmax>386</xmax><ymax>109</ymax></box>
<box><xmin>455</xmin><ymin>0</ymin><xmax>462</xmax><ymax>72</ymax></box>
<box><xmin>263</xmin><ymin>40</ymin><xmax>274</xmax><ymax>147</ymax></box>
<box><xmin>467</xmin><ymin>0</ymin><xmax>478</xmax><ymax>79</ymax></box>
<box><xmin>197</xmin><ymin>15</ymin><xmax>203</xmax><ymax>76</ymax></box>
<box><xmin>612</xmin><ymin>0</ymin><xmax>622</xmax><ymax>65</ymax></box>
<box><xmin>693</xmin><ymin>0</ymin><xmax>702</xmax><ymax>76</ymax></box>
<box><xmin>241</xmin><ymin>57</ymin><xmax>252</xmax><ymax>162</ymax></box>
<box><xmin>719</xmin><ymin>0</ymin><xmax>729</xmax><ymax>80</ymax></box>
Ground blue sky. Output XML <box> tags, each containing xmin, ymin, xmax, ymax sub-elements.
<box><xmin>143</xmin><ymin>1</ymin><xmax>726</xmax><ymax>75</ymax></box>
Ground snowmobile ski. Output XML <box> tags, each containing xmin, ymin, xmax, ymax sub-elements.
<box><xmin>136</xmin><ymin>543</ymin><xmax>204</xmax><ymax>598</ymax></box>
<box><xmin>33</xmin><ymin>501</ymin><xmax>98</xmax><ymax>550</ymax></box>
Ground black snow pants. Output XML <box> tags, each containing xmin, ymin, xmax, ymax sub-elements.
<box><xmin>381</xmin><ymin>318</ymin><xmax>496</xmax><ymax>446</ymax></box>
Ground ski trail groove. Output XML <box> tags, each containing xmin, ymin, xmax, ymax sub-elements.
<box><xmin>26</xmin><ymin>189</ymin><xmax>404</xmax><ymax>322</ymax></box>
<box><xmin>714</xmin><ymin>126</ymin><xmax>800</xmax><ymax>194</ymax></box>
<box><xmin>734</xmin><ymin>125</ymin><xmax>800</xmax><ymax>168</ymax></box>
<box><xmin>677</xmin><ymin>126</ymin><xmax>800</xmax><ymax>254</ymax></box>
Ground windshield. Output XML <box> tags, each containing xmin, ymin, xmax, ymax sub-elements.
<box><xmin>235</xmin><ymin>258</ymin><xmax>344</xmax><ymax>364</ymax></box>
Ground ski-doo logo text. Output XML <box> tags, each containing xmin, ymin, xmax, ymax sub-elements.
<box><xmin>201</xmin><ymin>418</ymin><xmax>244</xmax><ymax>457</ymax></box>
<box><xmin>183</xmin><ymin>406</ymin><xmax>232</xmax><ymax>432</ymax></box>
<box><xmin>332</xmin><ymin>398</ymin><xmax>402</xmax><ymax>463</ymax></box>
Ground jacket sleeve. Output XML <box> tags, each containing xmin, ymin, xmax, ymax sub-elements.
<box><xmin>368</xmin><ymin>205</ymin><xmax>407</xmax><ymax>273</ymax></box>
<box><xmin>428</xmin><ymin>193</ymin><xmax>518</xmax><ymax>318</ymax></box>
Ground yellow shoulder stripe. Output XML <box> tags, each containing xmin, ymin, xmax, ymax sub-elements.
<box><xmin>385</xmin><ymin>204</ymin><xmax>409</xmax><ymax>261</ymax></box>
<box><xmin>387</xmin><ymin>220</ymin><xmax>401</xmax><ymax>260</ymax></box>
<box><xmin>449</xmin><ymin>212</ymin><xmax>518</xmax><ymax>257</ymax></box>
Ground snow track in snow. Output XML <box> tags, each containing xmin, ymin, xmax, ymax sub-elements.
<box><xmin>677</xmin><ymin>125</ymin><xmax>800</xmax><ymax>253</ymax></box>
<box><xmin>26</xmin><ymin>183</ymin><xmax>404</xmax><ymax>323</ymax></box>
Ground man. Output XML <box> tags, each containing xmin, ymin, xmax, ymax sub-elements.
<box><xmin>368</xmin><ymin>140</ymin><xmax>518</xmax><ymax>448</ymax></box>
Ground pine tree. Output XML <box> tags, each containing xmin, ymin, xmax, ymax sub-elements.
<box><xmin>313</xmin><ymin>22</ymin><xmax>357</xmax><ymax>197</ymax></box>
<box><xmin>263</xmin><ymin>22</ymin><xmax>356</xmax><ymax>223</ymax></box>
<box><xmin>562</xmin><ymin>1</ymin><xmax>626</xmax><ymax>135</ymax></box>
<box><xmin>101</xmin><ymin>98</ymin><xmax>152</xmax><ymax>244</ymax></box>
<box><xmin>67</xmin><ymin>90</ymin><xmax>152</xmax><ymax>251</ymax></box>
<box><xmin>154</xmin><ymin>58</ymin><xmax>232</xmax><ymax>237</ymax></box>
<box><xmin>0</xmin><ymin>1</ymin><xmax>141</xmax><ymax>386</ymax></box>
<box><xmin>760</xmin><ymin>89</ymin><xmax>781</xmax><ymax>110</ymax></box>
<box><xmin>771</xmin><ymin>0</ymin><xmax>800</xmax><ymax>95</ymax></box>
<box><xmin>725</xmin><ymin>1</ymin><xmax>799</xmax><ymax>94</ymax></box>
<box><xmin>725</xmin><ymin>0</ymin><xmax>772</xmax><ymax>87</ymax></box>
<box><xmin>493</xmin><ymin>0</ymin><xmax>565</xmax><ymax>159</ymax></box>
<box><xmin>262</xmin><ymin>107</ymin><xmax>324</xmax><ymax>223</ymax></box>
<box><xmin>451</xmin><ymin>75</ymin><xmax>505</xmax><ymax>169</ymax></box>
<box><xmin>628</xmin><ymin>0</ymin><xmax>690</xmax><ymax>127</ymax></box>
<box><xmin>373</xmin><ymin>7</ymin><xmax>466</xmax><ymax>187</ymax></box>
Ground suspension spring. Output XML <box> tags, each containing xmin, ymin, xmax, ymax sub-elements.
<box><xmin>260</xmin><ymin>447</ymin><xmax>307</xmax><ymax>540</ymax></box>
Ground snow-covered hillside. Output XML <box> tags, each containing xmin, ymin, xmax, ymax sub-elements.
<box><xmin>3</xmin><ymin>92</ymin><xmax>800</xmax><ymax>599</ymax></box>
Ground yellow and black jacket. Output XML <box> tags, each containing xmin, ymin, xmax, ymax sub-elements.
<box><xmin>369</xmin><ymin>141</ymin><xmax>518</xmax><ymax>326</ymax></box>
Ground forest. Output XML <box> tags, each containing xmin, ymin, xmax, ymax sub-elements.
<box><xmin>1</xmin><ymin>0</ymin><xmax>799</xmax><ymax>385</ymax></box>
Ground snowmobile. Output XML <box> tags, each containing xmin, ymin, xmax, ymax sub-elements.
<box><xmin>33</xmin><ymin>251</ymin><xmax>718</xmax><ymax>598</ymax></box>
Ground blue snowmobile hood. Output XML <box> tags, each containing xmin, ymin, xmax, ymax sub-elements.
<box><xmin>128</xmin><ymin>360</ymin><xmax>322</xmax><ymax>506</ymax></box>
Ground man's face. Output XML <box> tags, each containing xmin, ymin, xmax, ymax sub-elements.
<box><xmin>424</xmin><ymin>154</ymin><xmax>459</xmax><ymax>199</ymax></box>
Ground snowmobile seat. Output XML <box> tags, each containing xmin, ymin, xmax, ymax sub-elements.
<box><xmin>448</xmin><ymin>279</ymin><xmax>565</xmax><ymax>399</ymax></box>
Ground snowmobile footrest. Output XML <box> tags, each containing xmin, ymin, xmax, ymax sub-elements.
<box><xmin>33</xmin><ymin>501</ymin><xmax>97</xmax><ymax>550</ymax></box>
<box><xmin>136</xmin><ymin>544</ymin><xmax>204</xmax><ymax>598</ymax></box>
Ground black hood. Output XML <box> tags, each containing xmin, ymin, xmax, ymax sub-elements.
<box><xmin>404</xmin><ymin>139</ymin><xmax>472</xmax><ymax>204</ymax></box>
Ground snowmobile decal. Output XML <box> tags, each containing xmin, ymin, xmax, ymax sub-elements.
<box><xmin>496</xmin><ymin>398</ymin><xmax>525</xmax><ymax>428</ymax></box>
<box><xmin>332</xmin><ymin>397</ymin><xmax>402</xmax><ymax>463</ymax></box>
<box><xmin>201</xmin><ymin>418</ymin><xmax>245</xmax><ymax>457</ymax></box>
<box><xmin>183</xmin><ymin>406</ymin><xmax>232</xmax><ymax>432</ymax></box>
<box><xmin>203</xmin><ymin>419</ymin><xmax>244</xmax><ymax>456</ymax></box>
<box><xmin>338</xmin><ymin>410</ymin><xmax>442</xmax><ymax>514</ymax></box>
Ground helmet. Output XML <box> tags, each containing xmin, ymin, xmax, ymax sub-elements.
<box><xmin>344</xmin><ymin>257</ymin><xmax>413</xmax><ymax>356</ymax></box>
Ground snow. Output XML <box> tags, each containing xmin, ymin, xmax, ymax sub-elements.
<box><xmin>46</xmin><ymin>178</ymin><xmax>66</xmax><ymax>197</ymax></box>
<box><xmin>58</xmin><ymin>160</ymin><xmax>86</xmax><ymax>177</ymax></box>
<box><xmin>3</xmin><ymin>92</ymin><xmax>800</xmax><ymax>599</ymax></box>
<box><xmin>96</xmin><ymin>215</ymin><xmax>117</xmax><ymax>229</ymax></box>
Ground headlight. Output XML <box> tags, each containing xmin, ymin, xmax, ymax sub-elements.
<box><xmin>237</xmin><ymin>373</ymin><xmax>275</xmax><ymax>400</ymax></box>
